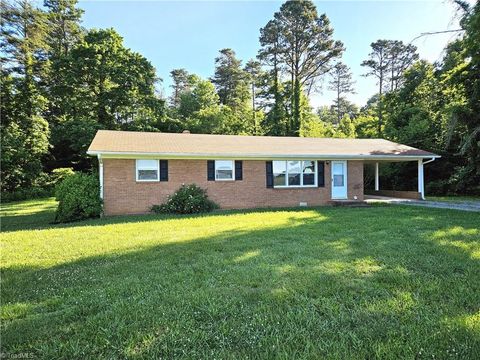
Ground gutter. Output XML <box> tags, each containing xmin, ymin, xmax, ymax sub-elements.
<box><xmin>87</xmin><ymin>150</ymin><xmax>441</xmax><ymax>161</ymax></box>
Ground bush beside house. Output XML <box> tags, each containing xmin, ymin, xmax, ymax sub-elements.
<box><xmin>151</xmin><ymin>184</ymin><xmax>218</xmax><ymax>214</ymax></box>
<box><xmin>55</xmin><ymin>173</ymin><xmax>102</xmax><ymax>223</ymax></box>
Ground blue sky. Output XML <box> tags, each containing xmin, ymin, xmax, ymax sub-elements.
<box><xmin>79</xmin><ymin>0</ymin><xmax>465</xmax><ymax>108</ymax></box>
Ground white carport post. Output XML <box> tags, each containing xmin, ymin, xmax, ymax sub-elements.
<box><xmin>374</xmin><ymin>162</ymin><xmax>380</xmax><ymax>191</ymax></box>
<box><xmin>418</xmin><ymin>159</ymin><xmax>424</xmax><ymax>200</ymax></box>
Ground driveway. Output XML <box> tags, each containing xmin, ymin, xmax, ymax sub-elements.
<box><xmin>365</xmin><ymin>195</ymin><xmax>480</xmax><ymax>212</ymax></box>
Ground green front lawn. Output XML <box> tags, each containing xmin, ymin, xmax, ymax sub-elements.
<box><xmin>427</xmin><ymin>195</ymin><xmax>480</xmax><ymax>203</ymax></box>
<box><xmin>1</xmin><ymin>197</ymin><xmax>58</xmax><ymax>231</ymax></box>
<box><xmin>1</xmin><ymin>199</ymin><xmax>479</xmax><ymax>359</ymax></box>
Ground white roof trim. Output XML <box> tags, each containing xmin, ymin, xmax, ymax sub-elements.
<box><xmin>87</xmin><ymin>150</ymin><xmax>440</xmax><ymax>161</ymax></box>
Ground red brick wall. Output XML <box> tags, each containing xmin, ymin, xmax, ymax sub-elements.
<box><xmin>347</xmin><ymin>160</ymin><xmax>364</xmax><ymax>201</ymax></box>
<box><xmin>102</xmin><ymin>159</ymin><xmax>364</xmax><ymax>215</ymax></box>
<box><xmin>365</xmin><ymin>189</ymin><xmax>421</xmax><ymax>200</ymax></box>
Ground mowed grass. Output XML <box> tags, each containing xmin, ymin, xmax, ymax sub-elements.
<box><xmin>1</xmin><ymin>199</ymin><xmax>479</xmax><ymax>359</ymax></box>
<box><xmin>1</xmin><ymin>197</ymin><xmax>58</xmax><ymax>231</ymax></box>
<box><xmin>427</xmin><ymin>195</ymin><xmax>480</xmax><ymax>203</ymax></box>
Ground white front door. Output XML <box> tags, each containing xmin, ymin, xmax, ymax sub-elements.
<box><xmin>331</xmin><ymin>161</ymin><xmax>348</xmax><ymax>199</ymax></box>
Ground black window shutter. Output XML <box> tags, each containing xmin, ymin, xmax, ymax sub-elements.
<box><xmin>317</xmin><ymin>161</ymin><xmax>325</xmax><ymax>187</ymax></box>
<box><xmin>207</xmin><ymin>160</ymin><xmax>215</xmax><ymax>181</ymax></box>
<box><xmin>235</xmin><ymin>160</ymin><xmax>243</xmax><ymax>180</ymax></box>
<box><xmin>159</xmin><ymin>160</ymin><xmax>168</xmax><ymax>181</ymax></box>
<box><xmin>266</xmin><ymin>161</ymin><xmax>273</xmax><ymax>188</ymax></box>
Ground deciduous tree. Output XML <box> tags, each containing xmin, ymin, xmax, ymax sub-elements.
<box><xmin>51</xmin><ymin>28</ymin><xmax>166</xmax><ymax>168</ymax></box>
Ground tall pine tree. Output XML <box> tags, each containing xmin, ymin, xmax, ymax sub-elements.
<box><xmin>211</xmin><ymin>48</ymin><xmax>249</xmax><ymax>111</ymax></box>
<box><xmin>259</xmin><ymin>0</ymin><xmax>343</xmax><ymax>136</ymax></box>
<box><xmin>0</xmin><ymin>0</ymin><xmax>50</xmax><ymax>191</ymax></box>
<box><xmin>328</xmin><ymin>62</ymin><xmax>356</xmax><ymax>124</ymax></box>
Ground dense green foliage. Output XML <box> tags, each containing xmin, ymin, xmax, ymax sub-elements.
<box><xmin>1</xmin><ymin>167</ymin><xmax>75</xmax><ymax>203</ymax></box>
<box><xmin>1</xmin><ymin>0</ymin><xmax>167</xmax><ymax>188</ymax></box>
<box><xmin>48</xmin><ymin>167</ymin><xmax>75</xmax><ymax>186</ymax></box>
<box><xmin>2</xmin><ymin>187</ymin><xmax>53</xmax><ymax>203</ymax></box>
<box><xmin>151</xmin><ymin>184</ymin><xmax>218</xmax><ymax>214</ymax></box>
<box><xmin>2</xmin><ymin>199</ymin><xmax>480</xmax><ymax>357</ymax></box>
<box><xmin>360</xmin><ymin>2</ymin><xmax>480</xmax><ymax>194</ymax></box>
<box><xmin>1</xmin><ymin>0</ymin><xmax>479</xmax><ymax>196</ymax></box>
<box><xmin>54</xmin><ymin>173</ymin><xmax>102</xmax><ymax>222</ymax></box>
<box><xmin>0</xmin><ymin>0</ymin><xmax>50</xmax><ymax>193</ymax></box>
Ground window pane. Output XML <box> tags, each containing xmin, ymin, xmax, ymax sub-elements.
<box><xmin>273</xmin><ymin>161</ymin><xmax>286</xmax><ymax>173</ymax></box>
<box><xmin>287</xmin><ymin>161</ymin><xmax>301</xmax><ymax>173</ymax></box>
<box><xmin>333</xmin><ymin>163</ymin><xmax>344</xmax><ymax>175</ymax></box>
<box><xmin>288</xmin><ymin>173</ymin><xmax>301</xmax><ymax>186</ymax></box>
<box><xmin>333</xmin><ymin>162</ymin><xmax>344</xmax><ymax>186</ymax></box>
<box><xmin>303</xmin><ymin>173</ymin><xmax>315</xmax><ymax>185</ymax></box>
<box><xmin>137</xmin><ymin>159</ymin><xmax>159</xmax><ymax>181</ymax></box>
<box><xmin>274</xmin><ymin>173</ymin><xmax>286</xmax><ymax>186</ymax></box>
<box><xmin>215</xmin><ymin>160</ymin><xmax>234</xmax><ymax>180</ymax></box>
<box><xmin>137</xmin><ymin>159</ymin><xmax>158</xmax><ymax>170</ymax></box>
<box><xmin>273</xmin><ymin>161</ymin><xmax>286</xmax><ymax>186</ymax></box>
<box><xmin>138</xmin><ymin>169</ymin><xmax>158</xmax><ymax>180</ymax></box>
<box><xmin>333</xmin><ymin>174</ymin><xmax>344</xmax><ymax>186</ymax></box>
<box><xmin>303</xmin><ymin>160</ymin><xmax>315</xmax><ymax>174</ymax></box>
<box><xmin>215</xmin><ymin>160</ymin><xmax>233</xmax><ymax>171</ymax></box>
<box><xmin>216</xmin><ymin>169</ymin><xmax>233</xmax><ymax>179</ymax></box>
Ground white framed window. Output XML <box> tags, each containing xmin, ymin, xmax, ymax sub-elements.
<box><xmin>136</xmin><ymin>159</ymin><xmax>159</xmax><ymax>181</ymax></box>
<box><xmin>215</xmin><ymin>160</ymin><xmax>234</xmax><ymax>181</ymax></box>
<box><xmin>273</xmin><ymin>160</ymin><xmax>317</xmax><ymax>188</ymax></box>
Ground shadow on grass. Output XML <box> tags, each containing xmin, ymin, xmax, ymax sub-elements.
<box><xmin>0</xmin><ymin>200</ymin><xmax>392</xmax><ymax>233</ymax></box>
<box><xmin>2</xmin><ymin>207</ymin><xmax>479</xmax><ymax>359</ymax></box>
<box><xmin>0</xmin><ymin>198</ymin><xmax>454</xmax><ymax>234</ymax></box>
<box><xmin>1</xmin><ymin>198</ymin><xmax>58</xmax><ymax>232</ymax></box>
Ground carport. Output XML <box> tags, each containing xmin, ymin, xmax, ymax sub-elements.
<box><xmin>364</xmin><ymin>157</ymin><xmax>438</xmax><ymax>200</ymax></box>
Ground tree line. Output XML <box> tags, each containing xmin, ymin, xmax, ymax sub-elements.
<box><xmin>1</xmin><ymin>0</ymin><xmax>479</xmax><ymax>196</ymax></box>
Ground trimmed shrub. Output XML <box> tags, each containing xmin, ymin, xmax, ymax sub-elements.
<box><xmin>55</xmin><ymin>173</ymin><xmax>102</xmax><ymax>223</ymax></box>
<box><xmin>49</xmin><ymin>168</ymin><xmax>75</xmax><ymax>187</ymax></box>
<box><xmin>151</xmin><ymin>184</ymin><xmax>218</xmax><ymax>214</ymax></box>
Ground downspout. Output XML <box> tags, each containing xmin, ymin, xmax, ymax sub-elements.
<box><xmin>422</xmin><ymin>157</ymin><xmax>436</xmax><ymax>165</ymax></box>
<box><xmin>418</xmin><ymin>157</ymin><xmax>436</xmax><ymax>200</ymax></box>
<box><xmin>98</xmin><ymin>154</ymin><xmax>104</xmax><ymax>201</ymax></box>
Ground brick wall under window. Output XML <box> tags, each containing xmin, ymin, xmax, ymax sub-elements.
<box><xmin>102</xmin><ymin>159</ymin><xmax>364</xmax><ymax>215</ymax></box>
